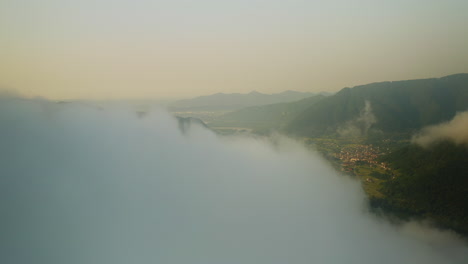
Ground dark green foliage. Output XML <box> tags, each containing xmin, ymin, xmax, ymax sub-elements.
<box><xmin>376</xmin><ymin>141</ymin><xmax>468</xmax><ymax>235</ymax></box>
<box><xmin>287</xmin><ymin>74</ymin><xmax>468</xmax><ymax>137</ymax></box>
<box><xmin>370</xmin><ymin>171</ymin><xmax>391</xmax><ymax>180</ymax></box>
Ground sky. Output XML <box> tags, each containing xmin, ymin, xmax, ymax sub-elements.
<box><xmin>1</xmin><ymin>0</ymin><xmax>467</xmax><ymax>100</ymax></box>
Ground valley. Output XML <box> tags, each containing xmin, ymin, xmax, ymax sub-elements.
<box><xmin>170</xmin><ymin>73</ymin><xmax>468</xmax><ymax>237</ymax></box>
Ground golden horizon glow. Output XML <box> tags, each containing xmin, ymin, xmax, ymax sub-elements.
<box><xmin>1</xmin><ymin>0</ymin><xmax>468</xmax><ymax>100</ymax></box>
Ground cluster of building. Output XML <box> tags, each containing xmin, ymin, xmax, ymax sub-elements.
<box><xmin>332</xmin><ymin>144</ymin><xmax>389</xmax><ymax>172</ymax></box>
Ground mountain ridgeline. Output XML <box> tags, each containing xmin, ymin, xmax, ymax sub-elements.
<box><xmin>287</xmin><ymin>74</ymin><xmax>468</xmax><ymax>137</ymax></box>
<box><xmin>209</xmin><ymin>74</ymin><xmax>468</xmax><ymax>138</ymax></box>
<box><xmin>170</xmin><ymin>90</ymin><xmax>318</xmax><ymax>111</ymax></box>
<box><xmin>209</xmin><ymin>94</ymin><xmax>326</xmax><ymax>132</ymax></box>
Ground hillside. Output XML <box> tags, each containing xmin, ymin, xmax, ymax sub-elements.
<box><xmin>370</xmin><ymin>141</ymin><xmax>468</xmax><ymax>235</ymax></box>
<box><xmin>287</xmin><ymin>74</ymin><xmax>468</xmax><ymax>137</ymax></box>
<box><xmin>209</xmin><ymin>95</ymin><xmax>326</xmax><ymax>131</ymax></box>
<box><xmin>169</xmin><ymin>90</ymin><xmax>316</xmax><ymax>111</ymax></box>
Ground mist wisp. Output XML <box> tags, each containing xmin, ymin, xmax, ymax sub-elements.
<box><xmin>413</xmin><ymin>111</ymin><xmax>468</xmax><ymax>148</ymax></box>
<box><xmin>1</xmin><ymin>96</ymin><xmax>467</xmax><ymax>264</ymax></box>
<box><xmin>338</xmin><ymin>100</ymin><xmax>377</xmax><ymax>137</ymax></box>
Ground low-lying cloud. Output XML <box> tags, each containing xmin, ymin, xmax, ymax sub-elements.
<box><xmin>0</xmin><ymin>96</ymin><xmax>467</xmax><ymax>264</ymax></box>
<box><xmin>413</xmin><ymin>111</ymin><xmax>468</xmax><ymax>147</ymax></box>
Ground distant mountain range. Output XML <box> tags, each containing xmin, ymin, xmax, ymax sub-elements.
<box><xmin>169</xmin><ymin>90</ymin><xmax>329</xmax><ymax>111</ymax></box>
<box><xmin>209</xmin><ymin>74</ymin><xmax>468</xmax><ymax>137</ymax></box>
<box><xmin>209</xmin><ymin>95</ymin><xmax>326</xmax><ymax>131</ymax></box>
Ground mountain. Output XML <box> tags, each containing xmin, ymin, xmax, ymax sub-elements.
<box><xmin>287</xmin><ymin>74</ymin><xmax>468</xmax><ymax>137</ymax></box>
<box><xmin>169</xmin><ymin>90</ymin><xmax>316</xmax><ymax>111</ymax></box>
<box><xmin>209</xmin><ymin>95</ymin><xmax>326</xmax><ymax>131</ymax></box>
<box><xmin>370</xmin><ymin>141</ymin><xmax>468</xmax><ymax>235</ymax></box>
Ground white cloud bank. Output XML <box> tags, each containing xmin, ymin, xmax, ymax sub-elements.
<box><xmin>0</xmin><ymin>96</ymin><xmax>467</xmax><ymax>264</ymax></box>
<box><xmin>413</xmin><ymin>111</ymin><xmax>468</xmax><ymax>147</ymax></box>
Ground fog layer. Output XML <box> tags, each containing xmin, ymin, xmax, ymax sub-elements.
<box><xmin>1</xmin><ymin>97</ymin><xmax>467</xmax><ymax>264</ymax></box>
<box><xmin>413</xmin><ymin>111</ymin><xmax>468</xmax><ymax>147</ymax></box>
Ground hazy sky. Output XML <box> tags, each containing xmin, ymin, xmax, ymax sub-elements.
<box><xmin>1</xmin><ymin>0</ymin><xmax>467</xmax><ymax>99</ymax></box>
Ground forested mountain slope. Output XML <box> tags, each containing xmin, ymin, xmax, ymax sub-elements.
<box><xmin>287</xmin><ymin>74</ymin><xmax>468</xmax><ymax>137</ymax></box>
<box><xmin>371</xmin><ymin>141</ymin><xmax>468</xmax><ymax>235</ymax></box>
